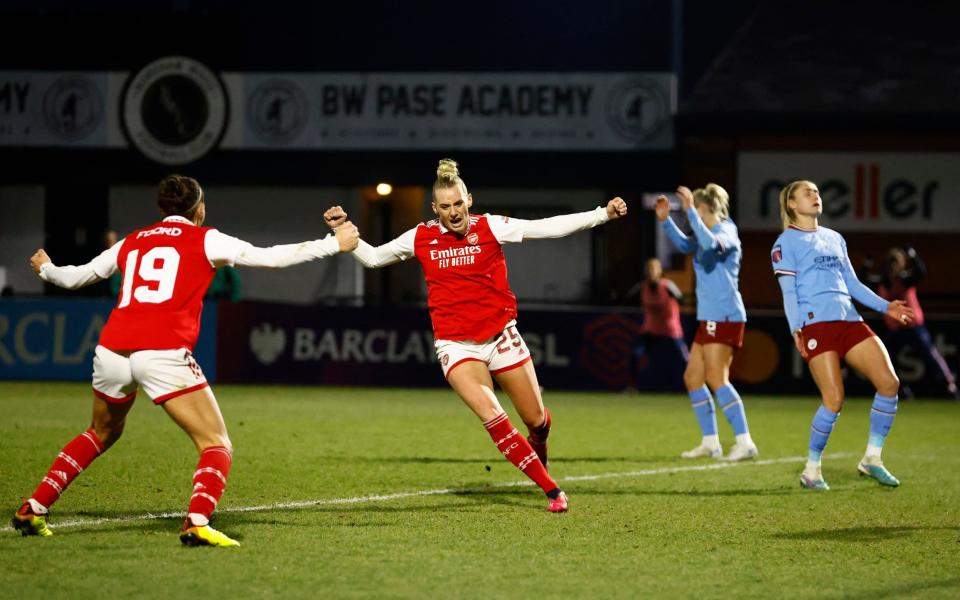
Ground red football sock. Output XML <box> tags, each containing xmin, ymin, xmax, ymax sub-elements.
<box><xmin>30</xmin><ymin>429</ymin><xmax>105</xmax><ymax>511</ymax></box>
<box><xmin>484</xmin><ymin>413</ymin><xmax>559</xmax><ymax>495</ymax></box>
<box><xmin>186</xmin><ymin>445</ymin><xmax>233</xmax><ymax>525</ymax></box>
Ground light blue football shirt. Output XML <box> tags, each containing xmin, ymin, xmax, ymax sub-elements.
<box><xmin>772</xmin><ymin>225</ymin><xmax>889</xmax><ymax>332</ymax></box>
<box><xmin>662</xmin><ymin>207</ymin><xmax>746</xmax><ymax>322</ymax></box>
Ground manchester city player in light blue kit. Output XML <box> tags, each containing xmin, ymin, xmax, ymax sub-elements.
<box><xmin>656</xmin><ymin>184</ymin><xmax>758</xmax><ymax>462</ymax></box>
<box><xmin>772</xmin><ymin>180</ymin><xmax>914</xmax><ymax>490</ymax></box>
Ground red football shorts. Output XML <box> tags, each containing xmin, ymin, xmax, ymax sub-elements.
<box><xmin>693</xmin><ymin>320</ymin><xmax>745</xmax><ymax>350</ymax></box>
<box><xmin>799</xmin><ymin>320</ymin><xmax>876</xmax><ymax>362</ymax></box>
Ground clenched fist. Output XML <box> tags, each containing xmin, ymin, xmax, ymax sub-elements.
<box><xmin>335</xmin><ymin>220</ymin><xmax>360</xmax><ymax>252</ymax></box>
<box><xmin>606</xmin><ymin>197</ymin><xmax>628</xmax><ymax>220</ymax></box>
<box><xmin>324</xmin><ymin>205</ymin><xmax>348</xmax><ymax>229</ymax></box>
<box><xmin>30</xmin><ymin>249</ymin><xmax>51</xmax><ymax>275</ymax></box>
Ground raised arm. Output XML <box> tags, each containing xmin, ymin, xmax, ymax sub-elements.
<box><xmin>654</xmin><ymin>195</ymin><xmax>696</xmax><ymax>254</ymax></box>
<box><xmin>351</xmin><ymin>229</ymin><xmax>416</xmax><ymax>268</ymax></box>
<box><xmin>206</xmin><ymin>222</ymin><xmax>358</xmax><ymax>269</ymax></box>
<box><xmin>322</xmin><ymin>204</ymin><xmax>414</xmax><ymax>268</ymax></box>
<box><xmin>33</xmin><ymin>243</ymin><xmax>121</xmax><ymax>289</ymax></box>
<box><xmin>485</xmin><ymin>198</ymin><xmax>626</xmax><ymax>244</ymax></box>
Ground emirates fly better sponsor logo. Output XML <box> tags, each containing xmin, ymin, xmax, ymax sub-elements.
<box><xmin>430</xmin><ymin>245</ymin><xmax>482</xmax><ymax>269</ymax></box>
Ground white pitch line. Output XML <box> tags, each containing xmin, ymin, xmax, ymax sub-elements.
<box><xmin>35</xmin><ymin>453</ymin><xmax>853</xmax><ymax>531</ymax></box>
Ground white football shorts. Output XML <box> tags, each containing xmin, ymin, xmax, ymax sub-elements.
<box><xmin>92</xmin><ymin>345</ymin><xmax>209</xmax><ymax>405</ymax></box>
<box><xmin>434</xmin><ymin>320</ymin><xmax>533</xmax><ymax>379</ymax></box>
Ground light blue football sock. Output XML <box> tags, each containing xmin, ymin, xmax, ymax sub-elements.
<box><xmin>716</xmin><ymin>383</ymin><xmax>749</xmax><ymax>436</ymax></box>
<box><xmin>867</xmin><ymin>393</ymin><xmax>898</xmax><ymax>454</ymax></box>
<box><xmin>688</xmin><ymin>385</ymin><xmax>718</xmax><ymax>437</ymax></box>
<box><xmin>808</xmin><ymin>405</ymin><xmax>839</xmax><ymax>465</ymax></box>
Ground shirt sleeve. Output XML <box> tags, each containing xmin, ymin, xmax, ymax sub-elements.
<box><xmin>206</xmin><ymin>229</ymin><xmax>341</xmax><ymax>269</ymax></box>
<box><xmin>777</xmin><ymin>274</ymin><xmax>803</xmax><ymax>333</ymax></box>
<box><xmin>840</xmin><ymin>238</ymin><xmax>890</xmax><ymax>313</ymax></box>
<box><xmin>660</xmin><ymin>217</ymin><xmax>696</xmax><ymax>254</ymax></box>
<box><xmin>685</xmin><ymin>207</ymin><xmax>723</xmax><ymax>253</ymax></box>
<box><xmin>351</xmin><ymin>227</ymin><xmax>416</xmax><ymax>268</ymax></box>
<box><xmin>38</xmin><ymin>241</ymin><xmax>122</xmax><ymax>289</ymax></box>
<box><xmin>486</xmin><ymin>207</ymin><xmax>609</xmax><ymax>244</ymax></box>
<box><xmin>771</xmin><ymin>235</ymin><xmax>796</xmax><ymax>277</ymax></box>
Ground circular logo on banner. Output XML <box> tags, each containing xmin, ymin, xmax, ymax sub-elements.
<box><xmin>247</xmin><ymin>78</ymin><xmax>309</xmax><ymax>144</ymax></box>
<box><xmin>122</xmin><ymin>56</ymin><xmax>228</xmax><ymax>165</ymax></box>
<box><xmin>43</xmin><ymin>77</ymin><xmax>104</xmax><ymax>140</ymax></box>
<box><xmin>606</xmin><ymin>77</ymin><xmax>671</xmax><ymax>143</ymax></box>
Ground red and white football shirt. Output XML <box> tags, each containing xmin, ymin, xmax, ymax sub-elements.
<box><xmin>99</xmin><ymin>216</ymin><xmax>243</xmax><ymax>351</ymax></box>
<box><xmin>414</xmin><ymin>215</ymin><xmax>518</xmax><ymax>342</ymax></box>
<box><xmin>353</xmin><ymin>207</ymin><xmax>609</xmax><ymax>343</ymax></box>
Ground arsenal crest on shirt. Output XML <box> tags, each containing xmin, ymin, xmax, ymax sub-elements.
<box><xmin>467</xmin><ymin>232</ymin><xmax>479</xmax><ymax>245</ymax></box>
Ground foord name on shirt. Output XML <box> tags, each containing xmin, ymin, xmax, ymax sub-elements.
<box><xmin>137</xmin><ymin>226</ymin><xmax>183</xmax><ymax>238</ymax></box>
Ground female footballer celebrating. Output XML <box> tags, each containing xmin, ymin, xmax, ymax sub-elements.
<box><xmin>325</xmin><ymin>159</ymin><xmax>627</xmax><ymax>512</ymax></box>
<box><xmin>13</xmin><ymin>175</ymin><xmax>358</xmax><ymax>545</ymax></box>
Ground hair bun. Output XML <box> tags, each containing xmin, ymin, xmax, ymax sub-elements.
<box><xmin>160</xmin><ymin>176</ymin><xmax>184</xmax><ymax>198</ymax></box>
<box><xmin>437</xmin><ymin>158</ymin><xmax>459</xmax><ymax>179</ymax></box>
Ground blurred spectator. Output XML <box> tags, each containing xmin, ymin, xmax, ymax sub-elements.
<box><xmin>626</xmin><ymin>257</ymin><xmax>689</xmax><ymax>388</ymax></box>
<box><xmin>876</xmin><ymin>246</ymin><xmax>958</xmax><ymax>400</ymax></box>
<box><xmin>205</xmin><ymin>265</ymin><xmax>241</xmax><ymax>302</ymax></box>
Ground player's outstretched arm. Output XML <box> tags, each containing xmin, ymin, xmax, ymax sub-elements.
<box><xmin>322</xmin><ymin>205</ymin><xmax>414</xmax><ymax>268</ymax></box>
<box><xmin>492</xmin><ymin>198</ymin><xmax>626</xmax><ymax>243</ymax></box>
<box><xmin>209</xmin><ymin>221</ymin><xmax>359</xmax><ymax>270</ymax></box>
<box><xmin>655</xmin><ymin>195</ymin><xmax>696</xmax><ymax>254</ymax></box>
<box><xmin>32</xmin><ymin>246</ymin><xmax>119</xmax><ymax>289</ymax></box>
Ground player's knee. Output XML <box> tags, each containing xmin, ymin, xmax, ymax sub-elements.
<box><xmin>821</xmin><ymin>389</ymin><xmax>844</xmax><ymax>413</ymax></box>
<box><xmin>877</xmin><ymin>373</ymin><xmax>900</xmax><ymax>397</ymax></box>
<box><xmin>683</xmin><ymin>369</ymin><xmax>704</xmax><ymax>391</ymax></box>
<box><xmin>704</xmin><ymin>371</ymin><xmax>727</xmax><ymax>391</ymax></box>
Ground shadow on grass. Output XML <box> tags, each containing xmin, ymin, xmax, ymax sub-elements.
<box><xmin>772</xmin><ymin>524</ymin><xmax>959</xmax><ymax>542</ymax></box>
<box><xmin>833</xmin><ymin>577</ymin><xmax>960</xmax><ymax>600</ymax></box>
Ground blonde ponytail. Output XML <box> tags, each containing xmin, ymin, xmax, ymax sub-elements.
<box><xmin>779</xmin><ymin>181</ymin><xmax>804</xmax><ymax>230</ymax></box>
<box><xmin>692</xmin><ymin>183</ymin><xmax>730</xmax><ymax>220</ymax></box>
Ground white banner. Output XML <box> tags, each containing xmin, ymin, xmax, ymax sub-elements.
<box><xmin>0</xmin><ymin>62</ymin><xmax>676</xmax><ymax>160</ymax></box>
<box><xmin>0</xmin><ymin>72</ymin><xmax>125</xmax><ymax>147</ymax></box>
<box><xmin>221</xmin><ymin>72</ymin><xmax>675</xmax><ymax>151</ymax></box>
<box><xmin>737</xmin><ymin>152</ymin><xmax>960</xmax><ymax>231</ymax></box>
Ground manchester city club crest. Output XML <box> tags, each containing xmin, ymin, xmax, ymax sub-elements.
<box><xmin>42</xmin><ymin>76</ymin><xmax>103</xmax><ymax>140</ymax></box>
<box><xmin>121</xmin><ymin>56</ymin><xmax>228</xmax><ymax>165</ymax></box>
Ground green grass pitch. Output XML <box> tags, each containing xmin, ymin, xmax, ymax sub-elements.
<box><xmin>1</xmin><ymin>382</ymin><xmax>958</xmax><ymax>599</ymax></box>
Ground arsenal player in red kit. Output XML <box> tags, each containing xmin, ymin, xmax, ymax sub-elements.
<box><xmin>12</xmin><ymin>175</ymin><xmax>359</xmax><ymax>546</ymax></box>
<box><xmin>325</xmin><ymin>159</ymin><xmax>627</xmax><ymax>512</ymax></box>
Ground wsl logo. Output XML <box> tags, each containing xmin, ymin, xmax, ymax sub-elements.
<box><xmin>605</xmin><ymin>77</ymin><xmax>672</xmax><ymax>145</ymax></box>
<box><xmin>247</xmin><ymin>79</ymin><xmax>309</xmax><ymax>144</ymax></box>
<box><xmin>121</xmin><ymin>56</ymin><xmax>228</xmax><ymax>165</ymax></box>
<box><xmin>250</xmin><ymin>323</ymin><xmax>286</xmax><ymax>365</ymax></box>
<box><xmin>42</xmin><ymin>76</ymin><xmax>103</xmax><ymax>141</ymax></box>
